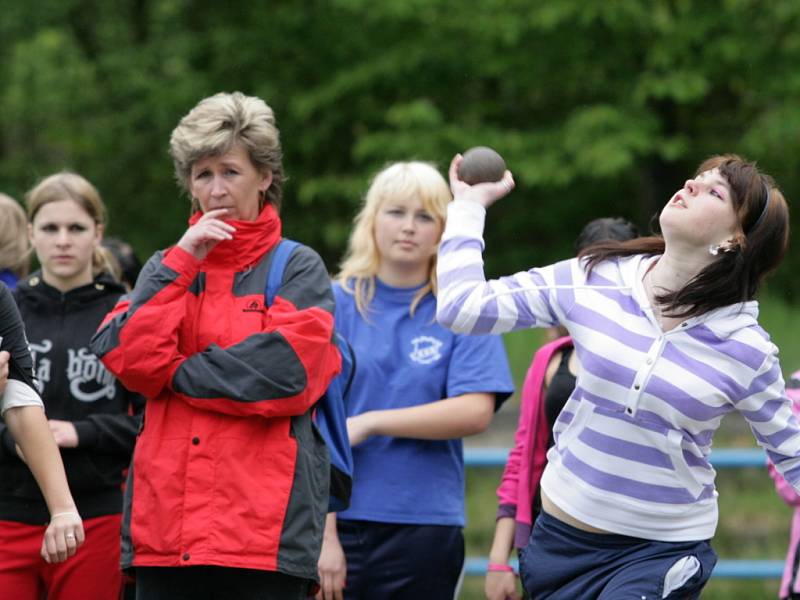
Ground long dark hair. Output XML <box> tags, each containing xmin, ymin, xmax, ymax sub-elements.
<box><xmin>575</xmin><ymin>217</ymin><xmax>639</xmax><ymax>252</ymax></box>
<box><xmin>579</xmin><ymin>155</ymin><xmax>790</xmax><ymax>319</ymax></box>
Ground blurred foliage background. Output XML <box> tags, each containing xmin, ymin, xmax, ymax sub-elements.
<box><xmin>1</xmin><ymin>0</ymin><xmax>798</xmax><ymax>299</ymax></box>
<box><xmin>3</xmin><ymin>3</ymin><xmax>799</xmax><ymax>597</ymax></box>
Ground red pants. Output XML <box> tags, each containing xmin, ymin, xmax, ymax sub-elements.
<box><xmin>0</xmin><ymin>514</ymin><xmax>123</xmax><ymax>600</ymax></box>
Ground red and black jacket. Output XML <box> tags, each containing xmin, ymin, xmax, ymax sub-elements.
<box><xmin>91</xmin><ymin>205</ymin><xmax>341</xmax><ymax>579</ymax></box>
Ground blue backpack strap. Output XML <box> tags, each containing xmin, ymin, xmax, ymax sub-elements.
<box><xmin>264</xmin><ymin>238</ymin><xmax>300</xmax><ymax>307</ymax></box>
<box><xmin>263</xmin><ymin>238</ymin><xmax>354</xmax><ymax>511</ymax></box>
<box><xmin>315</xmin><ymin>332</ymin><xmax>355</xmax><ymax>512</ymax></box>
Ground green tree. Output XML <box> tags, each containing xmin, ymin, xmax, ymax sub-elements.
<box><xmin>1</xmin><ymin>0</ymin><xmax>798</xmax><ymax>299</ymax></box>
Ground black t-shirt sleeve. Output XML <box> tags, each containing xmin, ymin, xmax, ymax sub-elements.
<box><xmin>0</xmin><ymin>283</ymin><xmax>37</xmax><ymax>390</ymax></box>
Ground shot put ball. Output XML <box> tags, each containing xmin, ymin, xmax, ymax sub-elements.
<box><xmin>457</xmin><ymin>146</ymin><xmax>507</xmax><ymax>184</ymax></box>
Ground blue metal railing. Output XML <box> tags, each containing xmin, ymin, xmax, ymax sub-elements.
<box><xmin>464</xmin><ymin>447</ymin><xmax>767</xmax><ymax>469</ymax></box>
<box><xmin>463</xmin><ymin>447</ymin><xmax>783</xmax><ymax>579</ymax></box>
<box><xmin>462</xmin><ymin>557</ymin><xmax>784</xmax><ymax>579</ymax></box>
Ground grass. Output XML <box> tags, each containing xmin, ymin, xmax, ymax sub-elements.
<box><xmin>459</xmin><ymin>293</ymin><xmax>800</xmax><ymax>599</ymax></box>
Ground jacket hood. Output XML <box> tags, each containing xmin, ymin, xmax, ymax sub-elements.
<box><xmin>15</xmin><ymin>271</ymin><xmax>127</xmax><ymax>311</ymax></box>
<box><xmin>624</xmin><ymin>254</ymin><xmax>761</xmax><ymax>341</ymax></box>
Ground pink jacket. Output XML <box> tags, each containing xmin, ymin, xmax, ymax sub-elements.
<box><xmin>496</xmin><ymin>336</ymin><xmax>572</xmax><ymax>549</ymax></box>
<box><xmin>769</xmin><ymin>369</ymin><xmax>800</xmax><ymax>599</ymax></box>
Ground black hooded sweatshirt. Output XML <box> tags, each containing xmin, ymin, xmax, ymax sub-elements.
<box><xmin>0</xmin><ymin>272</ymin><xmax>144</xmax><ymax>523</ymax></box>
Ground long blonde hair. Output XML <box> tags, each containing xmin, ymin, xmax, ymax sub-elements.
<box><xmin>336</xmin><ymin>161</ymin><xmax>451</xmax><ymax>317</ymax></box>
<box><xmin>0</xmin><ymin>194</ymin><xmax>30</xmax><ymax>279</ymax></box>
<box><xmin>25</xmin><ymin>172</ymin><xmax>115</xmax><ymax>278</ymax></box>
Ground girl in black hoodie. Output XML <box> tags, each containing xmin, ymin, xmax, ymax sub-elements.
<box><xmin>0</xmin><ymin>172</ymin><xmax>143</xmax><ymax>600</ymax></box>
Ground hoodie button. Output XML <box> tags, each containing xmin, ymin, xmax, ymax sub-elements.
<box><xmin>192</xmin><ymin>437</ymin><xmax>200</xmax><ymax>445</ymax></box>
<box><xmin>182</xmin><ymin>553</ymin><xmax>190</xmax><ymax>561</ymax></box>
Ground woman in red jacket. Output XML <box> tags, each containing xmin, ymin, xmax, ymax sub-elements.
<box><xmin>92</xmin><ymin>92</ymin><xmax>340</xmax><ymax>600</ymax></box>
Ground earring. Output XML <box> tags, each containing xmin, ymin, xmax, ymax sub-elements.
<box><xmin>708</xmin><ymin>245</ymin><xmax>720</xmax><ymax>256</ymax></box>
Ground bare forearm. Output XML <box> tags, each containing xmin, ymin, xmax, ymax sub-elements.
<box><xmin>323</xmin><ymin>512</ymin><xmax>338</xmax><ymax>539</ymax></box>
<box><xmin>488</xmin><ymin>517</ymin><xmax>516</xmax><ymax>564</ymax></box>
<box><xmin>4</xmin><ymin>406</ymin><xmax>77</xmax><ymax>514</ymax></box>
<box><xmin>353</xmin><ymin>393</ymin><xmax>495</xmax><ymax>442</ymax></box>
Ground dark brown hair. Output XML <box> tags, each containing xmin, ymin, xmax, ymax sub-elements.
<box><xmin>580</xmin><ymin>154</ymin><xmax>789</xmax><ymax>319</ymax></box>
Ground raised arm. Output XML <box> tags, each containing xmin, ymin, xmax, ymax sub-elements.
<box><xmin>436</xmin><ymin>156</ymin><xmax>579</xmax><ymax>336</ymax></box>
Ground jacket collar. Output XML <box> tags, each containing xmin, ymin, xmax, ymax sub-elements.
<box><xmin>188</xmin><ymin>204</ymin><xmax>282</xmax><ymax>270</ymax></box>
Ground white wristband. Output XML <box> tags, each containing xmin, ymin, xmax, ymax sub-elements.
<box><xmin>50</xmin><ymin>511</ymin><xmax>80</xmax><ymax>520</ymax></box>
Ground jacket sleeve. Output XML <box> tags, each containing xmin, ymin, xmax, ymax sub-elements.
<box><xmin>92</xmin><ymin>245</ymin><xmax>340</xmax><ymax>419</ymax></box>
<box><xmin>495</xmin><ymin>339</ymin><xmax>563</xmax><ymax>520</ymax></box>
<box><xmin>496</xmin><ymin>398</ymin><xmax>526</xmax><ymax>520</ymax></box>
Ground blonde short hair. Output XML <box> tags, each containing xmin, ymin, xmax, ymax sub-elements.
<box><xmin>0</xmin><ymin>194</ymin><xmax>30</xmax><ymax>279</ymax></box>
<box><xmin>336</xmin><ymin>162</ymin><xmax>451</xmax><ymax>317</ymax></box>
<box><xmin>170</xmin><ymin>91</ymin><xmax>284</xmax><ymax>211</ymax></box>
<box><xmin>26</xmin><ymin>172</ymin><xmax>113</xmax><ymax>278</ymax></box>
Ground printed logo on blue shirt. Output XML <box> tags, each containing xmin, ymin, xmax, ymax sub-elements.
<box><xmin>409</xmin><ymin>336</ymin><xmax>443</xmax><ymax>365</ymax></box>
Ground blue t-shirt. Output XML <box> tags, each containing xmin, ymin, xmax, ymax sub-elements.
<box><xmin>334</xmin><ymin>279</ymin><xmax>514</xmax><ymax>526</ymax></box>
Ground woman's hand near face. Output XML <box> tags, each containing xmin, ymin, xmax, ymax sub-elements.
<box><xmin>449</xmin><ymin>154</ymin><xmax>515</xmax><ymax>209</ymax></box>
<box><xmin>177</xmin><ymin>208</ymin><xmax>237</xmax><ymax>261</ymax></box>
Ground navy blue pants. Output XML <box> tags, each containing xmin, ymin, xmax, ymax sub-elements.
<box><xmin>337</xmin><ymin>520</ymin><xmax>464</xmax><ymax>600</ymax></box>
<box><xmin>520</xmin><ymin>512</ymin><xmax>717</xmax><ymax>600</ymax></box>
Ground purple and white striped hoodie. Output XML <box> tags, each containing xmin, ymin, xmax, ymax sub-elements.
<box><xmin>437</xmin><ymin>200</ymin><xmax>800</xmax><ymax>541</ymax></box>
